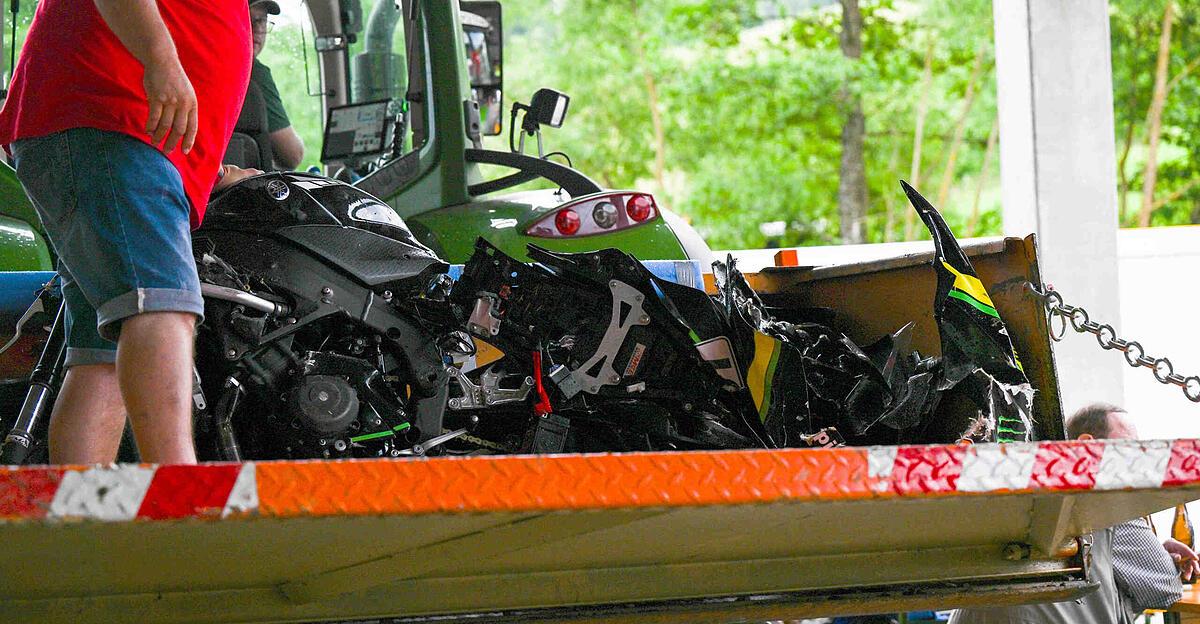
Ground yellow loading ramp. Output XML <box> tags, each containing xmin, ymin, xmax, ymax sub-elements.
<box><xmin>0</xmin><ymin>235</ymin><xmax>1194</xmax><ymax>624</ymax></box>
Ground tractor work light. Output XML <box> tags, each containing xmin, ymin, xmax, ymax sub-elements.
<box><xmin>525</xmin><ymin>192</ymin><xmax>661</xmax><ymax>238</ymax></box>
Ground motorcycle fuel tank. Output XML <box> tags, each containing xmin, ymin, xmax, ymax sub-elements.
<box><xmin>202</xmin><ymin>172</ymin><xmax>448</xmax><ymax>288</ymax></box>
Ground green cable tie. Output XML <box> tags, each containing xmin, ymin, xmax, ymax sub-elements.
<box><xmin>350</xmin><ymin>430</ymin><xmax>396</xmax><ymax>443</ymax></box>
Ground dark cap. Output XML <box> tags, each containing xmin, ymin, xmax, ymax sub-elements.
<box><xmin>249</xmin><ymin>0</ymin><xmax>281</xmax><ymax>15</ymax></box>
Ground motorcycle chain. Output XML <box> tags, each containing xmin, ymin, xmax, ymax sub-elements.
<box><xmin>448</xmin><ymin>429</ymin><xmax>514</xmax><ymax>454</ymax></box>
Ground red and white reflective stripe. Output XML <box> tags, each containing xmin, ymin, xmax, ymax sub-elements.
<box><xmin>957</xmin><ymin>443</ymin><xmax>1039</xmax><ymax>492</ymax></box>
<box><xmin>1166</xmin><ymin>439</ymin><xmax>1200</xmax><ymax>486</ymax></box>
<box><xmin>1095</xmin><ymin>439</ymin><xmax>1172</xmax><ymax>490</ymax></box>
<box><xmin>1029</xmin><ymin>441</ymin><xmax>1102</xmax><ymax>490</ymax></box>
<box><xmin>48</xmin><ymin>465</ymin><xmax>155</xmax><ymax>521</ymax></box>
<box><xmin>867</xmin><ymin>446</ymin><xmax>897</xmax><ymax>494</ymax></box>
<box><xmin>222</xmin><ymin>462</ymin><xmax>258</xmax><ymax>518</ymax></box>
<box><xmin>1</xmin><ymin>438</ymin><xmax>1199</xmax><ymax>523</ymax></box>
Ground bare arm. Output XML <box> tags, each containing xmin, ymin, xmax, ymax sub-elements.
<box><xmin>92</xmin><ymin>0</ymin><xmax>198</xmax><ymax>154</ymax></box>
<box><xmin>214</xmin><ymin>164</ymin><xmax>262</xmax><ymax>192</ymax></box>
<box><xmin>270</xmin><ymin>127</ymin><xmax>305</xmax><ymax>170</ymax></box>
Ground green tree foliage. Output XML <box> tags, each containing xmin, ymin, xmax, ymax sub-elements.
<box><xmin>1111</xmin><ymin>0</ymin><xmax>1200</xmax><ymax>227</ymax></box>
<box><xmin>258</xmin><ymin>22</ymin><xmax>325</xmax><ymax>172</ymax></box>
<box><xmin>497</xmin><ymin>0</ymin><xmax>1004</xmax><ymax>249</ymax></box>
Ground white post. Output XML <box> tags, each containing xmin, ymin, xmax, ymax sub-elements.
<box><xmin>992</xmin><ymin>1</ymin><xmax>1125</xmax><ymax>419</ymax></box>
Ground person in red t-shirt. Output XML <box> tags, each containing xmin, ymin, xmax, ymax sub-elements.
<box><xmin>0</xmin><ymin>0</ymin><xmax>258</xmax><ymax>464</ymax></box>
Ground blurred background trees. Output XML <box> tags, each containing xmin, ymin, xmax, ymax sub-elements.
<box><xmin>496</xmin><ymin>0</ymin><xmax>1006</xmax><ymax>249</ymax></box>
<box><xmin>1111</xmin><ymin>0</ymin><xmax>1200</xmax><ymax>228</ymax></box>
<box><xmin>492</xmin><ymin>0</ymin><xmax>1198</xmax><ymax>248</ymax></box>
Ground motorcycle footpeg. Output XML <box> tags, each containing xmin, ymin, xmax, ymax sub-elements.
<box><xmin>397</xmin><ymin>428</ymin><xmax>468</xmax><ymax>456</ymax></box>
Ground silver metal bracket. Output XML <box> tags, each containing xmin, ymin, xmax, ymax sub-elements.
<box><xmin>569</xmin><ymin>280</ymin><xmax>650</xmax><ymax>394</ymax></box>
<box><xmin>0</xmin><ymin>276</ymin><xmax>55</xmax><ymax>356</ymax></box>
<box><xmin>447</xmin><ymin>367</ymin><xmax>534</xmax><ymax>410</ymax></box>
<box><xmin>314</xmin><ymin>35</ymin><xmax>348</xmax><ymax>52</ymax></box>
<box><xmin>398</xmin><ymin>429</ymin><xmax>468</xmax><ymax>456</ymax></box>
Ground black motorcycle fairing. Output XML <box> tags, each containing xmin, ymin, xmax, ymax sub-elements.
<box><xmin>205</xmin><ymin>172</ymin><xmax>438</xmax><ymax>259</ymax></box>
<box><xmin>206</xmin><ymin>172</ymin><xmax>341</xmax><ymax>231</ymax></box>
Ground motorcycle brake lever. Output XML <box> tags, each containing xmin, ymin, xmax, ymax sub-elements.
<box><xmin>396</xmin><ymin>428</ymin><xmax>469</xmax><ymax>457</ymax></box>
<box><xmin>0</xmin><ymin>276</ymin><xmax>57</xmax><ymax>357</ymax></box>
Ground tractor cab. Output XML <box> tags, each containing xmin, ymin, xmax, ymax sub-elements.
<box><xmin>276</xmin><ymin>0</ymin><xmax>711</xmax><ymax>263</ymax></box>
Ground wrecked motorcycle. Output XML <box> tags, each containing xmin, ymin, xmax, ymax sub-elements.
<box><xmin>444</xmin><ymin>180</ymin><xmax>1034</xmax><ymax>453</ymax></box>
<box><xmin>0</xmin><ymin>175</ymin><xmax>1036</xmax><ymax>464</ymax></box>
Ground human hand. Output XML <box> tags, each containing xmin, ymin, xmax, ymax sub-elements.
<box><xmin>1164</xmin><ymin>538</ymin><xmax>1200</xmax><ymax>582</ymax></box>
<box><xmin>143</xmin><ymin>53</ymin><xmax>198</xmax><ymax>154</ymax></box>
<box><xmin>214</xmin><ymin>165</ymin><xmax>263</xmax><ymax>192</ymax></box>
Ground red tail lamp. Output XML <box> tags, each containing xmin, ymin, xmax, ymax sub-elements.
<box><xmin>626</xmin><ymin>194</ymin><xmax>654</xmax><ymax>222</ymax></box>
<box><xmin>554</xmin><ymin>208</ymin><xmax>581</xmax><ymax>236</ymax></box>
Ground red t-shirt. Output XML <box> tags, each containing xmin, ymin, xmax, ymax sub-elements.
<box><xmin>0</xmin><ymin>0</ymin><xmax>252</xmax><ymax>227</ymax></box>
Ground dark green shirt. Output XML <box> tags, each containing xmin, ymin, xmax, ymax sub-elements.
<box><xmin>250</xmin><ymin>59</ymin><xmax>290</xmax><ymax>132</ymax></box>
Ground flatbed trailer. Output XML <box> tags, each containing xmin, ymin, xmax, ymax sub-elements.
<box><xmin>4</xmin><ymin>438</ymin><xmax>1200</xmax><ymax>623</ymax></box>
<box><xmin>2</xmin><ymin>236</ymin><xmax>1195</xmax><ymax>623</ymax></box>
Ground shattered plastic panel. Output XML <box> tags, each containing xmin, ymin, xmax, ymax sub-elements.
<box><xmin>447</xmin><ymin>182</ymin><xmax>1037</xmax><ymax>451</ymax></box>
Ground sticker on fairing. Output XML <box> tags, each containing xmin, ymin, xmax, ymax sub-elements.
<box><xmin>291</xmin><ymin>177</ymin><xmax>341</xmax><ymax>190</ymax></box>
<box><xmin>623</xmin><ymin>343</ymin><xmax>647</xmax><ymax>377</ymax></box>
<box><xmin>348</xmin><ymin>198</ymin><xmax>407</xmax><ymax>228</ymax></box>
<box><xmin>695</xmin><ymin>336</ymin><xmax>744</xmax><ymax>388</ymax></box>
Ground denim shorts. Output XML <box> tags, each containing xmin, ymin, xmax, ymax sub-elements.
<box><xmin>11</xmin><ymin>128</ymin><xmax>204</xmax><ymax>367</ymax></box>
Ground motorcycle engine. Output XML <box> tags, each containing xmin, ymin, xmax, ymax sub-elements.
<box><xmin>289</xmin><ymin>375</ymin><xmax>359</xmax><ymax>436</ymax></box>
<box><xmin>194</xmin><ymin>173</ymin><xmax>453</xmax><ymax>461</ymax></box>
<box><xmin>268</xmin><ymin>350</ymin><xmax>411</xmax><ymax>459</ymax></box>
<box><xmin>195</xmin><ymin>284</ymin><xmax>421</xmax><ymax>461</ymax></box>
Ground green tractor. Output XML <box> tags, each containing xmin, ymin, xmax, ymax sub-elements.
<box><xmin>0</xmin><ymin>0</ymin><xmax>711</xmax><ymax>270</ymax></box>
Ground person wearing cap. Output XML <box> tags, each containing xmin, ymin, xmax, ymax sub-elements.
<box><xmin>0</xmin><ymin>0</ymin><xmax>259</xmax><ymax>463</ymax></box>
<box><xmin>248</xmin><ymin>0</ymin><xmax>305</xmax><ymax>170</ymax></box>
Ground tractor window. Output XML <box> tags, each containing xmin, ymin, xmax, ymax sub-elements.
<box><xmin>345</xmin><ymin>0</ymin><xmax>426</xmax><ymax>157</ymax></box>
<box><xmin>259</xmin><ymin>2</ymin><xmax>325</xmax><ymax>171</ymax></box>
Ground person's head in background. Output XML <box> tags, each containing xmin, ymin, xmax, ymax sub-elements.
<box><xmin>250</xmin><ymin>0</ymin><xmax>281</xmax><ymax>58</ymax></box>
<box><xmin>1066</xmin><ymin>402</ymin><xmax>1138</xmax><ymax>441</ymax></box>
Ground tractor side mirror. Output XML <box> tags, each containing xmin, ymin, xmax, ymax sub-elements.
<box><xmin>461</xmin><ymin>1</ymin><xmax>503</xmax><ymax>136</ymax></box>
<box><xmin>529</xmin><ymin>88</ymin><xmax>569</xmax><ymax>128</ymax></box>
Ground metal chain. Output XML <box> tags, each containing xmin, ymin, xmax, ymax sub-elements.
<box><xmin>1026</xmin><ymin>283</ymin><xmax>1200</xmax><ymax>403</ymax></box>
<box><xmin>452</xmin><ymin>430</ymin><xmax>514</xmax><ymax>454</ymax></box>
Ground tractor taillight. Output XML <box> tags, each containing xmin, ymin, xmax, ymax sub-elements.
<box><xmin>626</xmin><ymin>194</ymin><xmax>654</xmax><ymax>222</ymax></box>
<box><xmin>592</xmin><ymin>201</ymin><xmax>619</xmax><ymax>229</ymax></box>
<box><xmin>554</xmin><ymin>208</ymin><xmax>581</xmax><ymax>235</ymax></box>
<box><xmin>525</xmin><ymin>192</ymin><xmax>661</xmax><ymax>238</ymax></box>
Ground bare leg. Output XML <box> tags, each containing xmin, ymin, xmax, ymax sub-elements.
<box><xmin>116</xmin><ymin>312</ymin><xmax>197</xmax><ymax>464</ymax></box>
<box><xmin>48</xmin><ymin>364</ymin><xmax>126</xmax><ymax>464</ymax></box>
